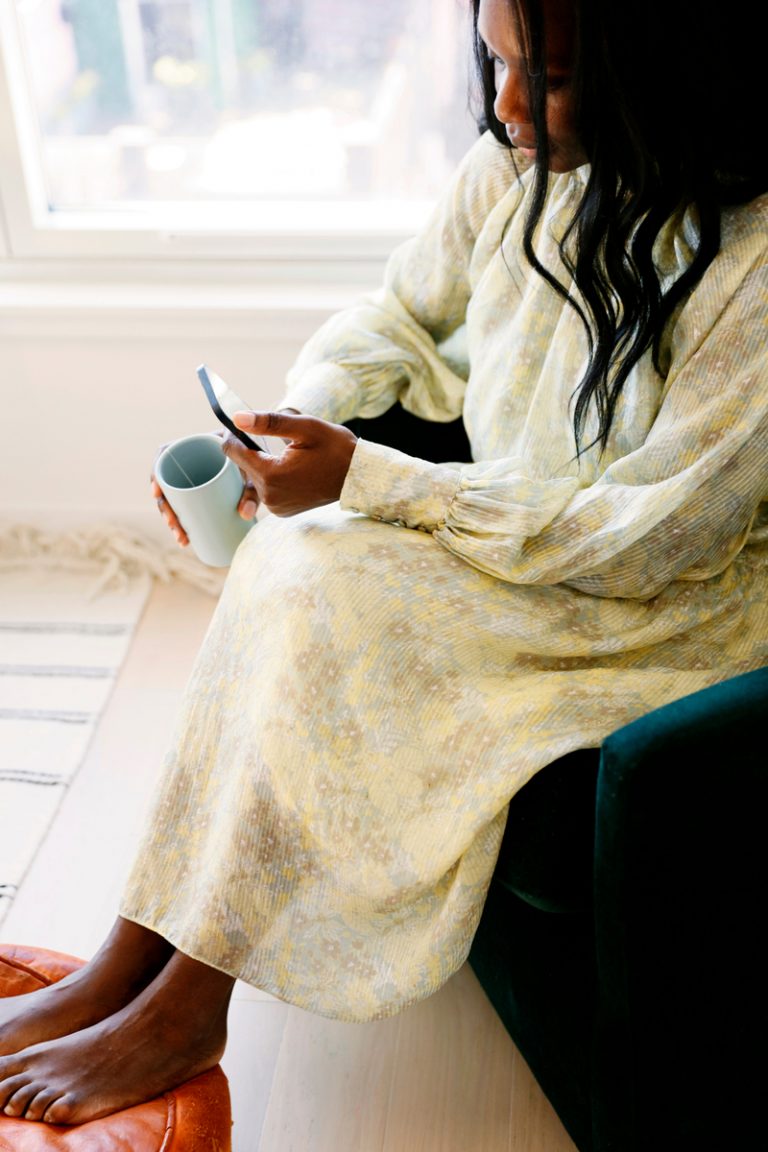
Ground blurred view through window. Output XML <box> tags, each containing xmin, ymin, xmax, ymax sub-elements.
<box><xmin>15</xmin><ymin>0</ymin><xmax>477</xmax><ymax>212</ymax></box>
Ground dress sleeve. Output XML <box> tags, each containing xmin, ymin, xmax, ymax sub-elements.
<box><xmin>339</xmin><ymin>235</ymin><xmax>768</xmax><ymax>599</ymax></box>
<box><xmin>276</xmin><ymin>132</ymin><xmax>517</xmax><ymax>425</ymax></box>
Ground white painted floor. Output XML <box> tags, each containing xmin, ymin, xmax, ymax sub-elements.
<box><xmin>0</xmin><ymin>579</ymin><xmax>577</xmax><ymax>1152</ymax></box>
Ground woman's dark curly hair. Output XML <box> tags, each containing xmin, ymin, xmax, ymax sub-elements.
<box><xmin>471</xmin><ymin>0</ymin><xmax>768</xmax><ymax>455</ymax></box>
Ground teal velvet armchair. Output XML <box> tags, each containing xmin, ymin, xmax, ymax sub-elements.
<box><xmin>468</xmin><ymin>664</ymin><xmax>768</xmax><ymax>1151</ymax></box>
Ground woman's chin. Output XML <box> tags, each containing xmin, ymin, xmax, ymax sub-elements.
<box><xmin>546</xmin><ymin>145</ymin><xmax>589</xmax><ymax>173</ymax></box>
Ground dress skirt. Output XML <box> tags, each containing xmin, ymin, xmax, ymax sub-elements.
<box><xmin>119</xmin><ymin>504</ymin><xmax>767</xmax><ymax>1022</ymax></box>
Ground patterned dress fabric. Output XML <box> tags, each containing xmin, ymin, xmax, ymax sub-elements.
<box><xmin>121</xmin><ymin>133</ymin><xmax>768</xmax><ymax>1021</ymax></box>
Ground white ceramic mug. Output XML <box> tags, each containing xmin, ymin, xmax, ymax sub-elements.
<box><xmin>155</xmin><ymin>433</ymin><xmax>253</xmax><ymax>568</ymax></box>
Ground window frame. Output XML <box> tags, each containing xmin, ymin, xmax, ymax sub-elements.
<box><xmin>0</xmin><ymin>0</ymin><xmax>449</xmax><ymax>282</ymax></box>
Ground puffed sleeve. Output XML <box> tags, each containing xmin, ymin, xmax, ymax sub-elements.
<box><xmin>339</xmin><ymin>225</ymin><xmax>768</xmax><ymax>599</ymax></box>
<box><xmin>276</xmin><ymin>131</ymin><xmax>518</xmax><ymax>424</ymax></box>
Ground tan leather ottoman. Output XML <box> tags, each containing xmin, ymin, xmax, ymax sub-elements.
<box><xmin>0</xmin><ymin>945</ymin><xmax>232</xmax><ymax>1151</ymax></box>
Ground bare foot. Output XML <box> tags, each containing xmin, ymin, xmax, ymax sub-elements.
<box><xmin>0</xmin><ymin>952</ymin><xmax>234</xmax><ymax>1125</ymax></box>
<box><xmin>0</xmin><ymin>919</ymin><xmax>174</xmax><ymax>1058</ymax></box>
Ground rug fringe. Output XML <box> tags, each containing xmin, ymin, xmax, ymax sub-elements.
<box><xmin>0</xmin><ymin>523</ymin><xmax>226</xmax><ymax>597</ymax></box>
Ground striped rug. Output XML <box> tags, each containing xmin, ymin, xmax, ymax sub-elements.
<box><xmin>0</xmin><ymin>569</ymin><xmax>151</xmax><ymax>924</ymax></box>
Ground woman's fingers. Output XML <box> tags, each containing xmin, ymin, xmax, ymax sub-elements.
<box><xmin>221</xmin><ymin>433</ymin><xmax>270</xmax><ymax>478</ymax></box>
<box><xmin>238</xmin><ymin>480</ymin><xmax>260</xmax><ymax>521</ymax></box>
<box><xmin>150</xmin><ymin>475</ymin><xmax>189</xmax><ymax>546</ymax></box>
<box><xmin>222</xmin><ymin>412</ymin><xmax>357</xmax><ymax>517</ymax></box>
<box><xmin>233</xmin><ymin>409</ymin><xmax>309</xmax><ymax>442</ymax></box>
<box><xmin>151</xmin><ymin>441</ymin><xmax>189</xmax><ymax>545</ymax></box>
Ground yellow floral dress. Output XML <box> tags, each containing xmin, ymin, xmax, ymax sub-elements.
<box><xmin>120</xmin><ymin>133</ymin><xmax>768</xmax><ymax>1021</ymax></box>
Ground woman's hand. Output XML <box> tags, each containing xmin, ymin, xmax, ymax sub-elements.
<box><xmin>150</xmin><ymin>437</ymin><xmax>261</xmax><ymax>547</ymax></box>
<box><xmin>151</xmin><ymin>469</ymin><xmax>190</xmax><ymax>547</ymax></box>
<box><xmin>221</xmin><ymin>411</ymin><xmax>358</xmax><ymax>517</ymax></box>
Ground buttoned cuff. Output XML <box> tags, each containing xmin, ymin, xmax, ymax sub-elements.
<box><xmin>339</xmin><ymin>438</ymin><xmax>462</xmax><ymax>532</ymax></box>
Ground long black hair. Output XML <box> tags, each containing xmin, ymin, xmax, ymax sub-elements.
<box><xmin>471</xmin><ymin>0</ymin><xmax>768</xmax><ymax>455</ymax></box>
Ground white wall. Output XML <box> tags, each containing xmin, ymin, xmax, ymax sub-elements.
<box><xmin>0</xmin><ymin>284</ymin><xmax>358</xmax><ymax>540</ymax></box>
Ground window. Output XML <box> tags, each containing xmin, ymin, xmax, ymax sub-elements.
<box><xmin>0</xmin><ymin>0</ymin><xmax>478</xmax><ymax>266</ymax></box>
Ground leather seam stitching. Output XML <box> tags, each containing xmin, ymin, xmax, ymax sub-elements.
<box><xmin>158</xmin><ymin>1093</ymin><xmax>176</xmax><ymax>1152</ymax></box>
<box><xmin>0</xmin><ymin>954</ymin><xmax>53</xmax><ymax>987</ymax></box>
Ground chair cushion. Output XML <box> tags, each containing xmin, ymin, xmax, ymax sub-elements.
<box><xmin>0</xmin><ymin>944</ymin><xmax>232</xmax><ymax>1151</ymax></box>
<box><xmin>493</xmin><ymin>748</ymin><xmax>600</xmax><ymax>913</ymax></box>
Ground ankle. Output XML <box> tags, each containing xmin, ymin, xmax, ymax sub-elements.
<box><xmin>90</xmin><ymin>919</ymin><xmax>175</xmax><ymax>987</ymax></box>
<box><xmin>137</xmin><ymin>954</ymin><xmax>235</xmax><ymax>1035</ymax></box>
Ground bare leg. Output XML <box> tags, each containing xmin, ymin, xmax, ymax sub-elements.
<box><xmin>0</xmin><ymin>917</ymin><xmax>175</xmax><ymax>1057</ymax></box>
<box><xmin>0</xmin><ymin>950</ymin><xmax>235</xmax><ymax>1125</ymax></box>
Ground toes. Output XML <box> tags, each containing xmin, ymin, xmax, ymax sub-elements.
<box><xmin>0</xmin><ymin>1063</ymin><xmax>24</xmax><ymax>1109</ymax></box>
<box><xmin>3</xmin><ymin>1079</ymin><xmax>40</xmax><ymax>1118</ymax></box>
<box><xmin>6</xmin><ymin>1078</ymin><xmax>41</xmax><ymax>1115</ymax></box>
<box><xmin>41</xmin><ymin>1093</ymin><xmax>76</xmax><ymax>1126</ymax></box>
<box><xmin>25</xmin><ymin>1087</ymin><xmax>64</xmax><ymax>1124</ymax></box>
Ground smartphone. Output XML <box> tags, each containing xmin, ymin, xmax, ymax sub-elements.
<box><xmin>197</xmin><ymin>364</ymin><xmax>270</xmax><ymax>452</ymax></box>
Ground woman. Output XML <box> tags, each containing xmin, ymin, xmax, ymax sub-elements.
<box><xmin>1</xmin><ymin>0</ymin><xmax>766</xmax><ymax>1126</ymax></box>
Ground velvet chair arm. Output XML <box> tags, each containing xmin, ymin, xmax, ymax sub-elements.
<box><xmin>592</xmin><ymin>665</ymin><xmax>768</xmax><ymax>1151</ymax></box>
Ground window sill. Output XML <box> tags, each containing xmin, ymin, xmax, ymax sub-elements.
<box><xmin>0</xmin><ymin>274</ymin><xmax>375</xmax><ymax>340</ymax></box>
